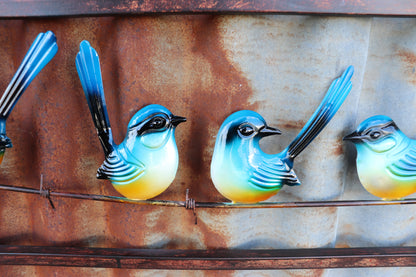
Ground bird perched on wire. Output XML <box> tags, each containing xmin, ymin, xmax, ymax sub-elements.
<box><xmin>211</xmin><ymin>66</ymin><xmax>354</xmax><ymax>203</ymax></box>
<box><xmin>344</xmin><ymin>115</ymin><xmax>416</xmax><ymax>199</ymax></box>
<box><xmin>0</xmin><ymin>31</ymin><xmax>58</xmax><ymax>165</ymax></box>
<box><xmin>76</xmin><ymin>40</ymin><xmax>186</xmax><ymax>200</ymax></box>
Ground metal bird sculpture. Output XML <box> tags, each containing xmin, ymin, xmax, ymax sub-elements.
<box><xmin>0</xmin><ymin>31</ymin><xmax>58</xmax><ymax>164</ymax></box>
<box><xmin>211</xmin><ymin>66</ymin><xmax>354</xmax><ymax>203</ymax></box>
<box><xmin>344</xmin><ymin>115</ymin><xmax>416</xmax><ymax>199</ymax></box>
<box><xmin>76</xmin><ymin>40</ymin><xmax>186</xmax><ymax>200</ymax></box>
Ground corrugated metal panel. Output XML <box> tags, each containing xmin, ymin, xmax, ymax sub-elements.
<box><xmin>0</xmin><ymin>15</ymin><xmax>415</xmax><ymax>276</ymax></box>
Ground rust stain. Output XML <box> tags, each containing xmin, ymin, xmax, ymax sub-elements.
<box><xmin>335</xmin><ymin>243</ymin><xmax>352</xmax><ymax>248</ymax></box>
<box><xmin>0</xmin><ymin>15</ymin><xmax>345</xmax><ymax>276</ymax></box>
<box><xmin>331</xmin><ymin>144</ymin><xmax>344</xmax><ymax>156</ymax></box>
<box><xmin>316</xmin><ymin>0</ymin><xmax>334</xmax><ymax>10</ymax></box>
<box><xmin>288</xmin><ymin>269</ymin><xmax>326</xmax><ymax>277</ymax></box>
<box><xmin>183</xmin><ymin>15</ymin><xmax>259</xmax><ymax>202</ymax></box>
<box><xmin>279</xmin><ymin>119</ymin><xmax>307</xmax><ymax>130</ymax></box>
<box><xmin>397</xmin><ymin>49</ymin><xmax>416</xmax><ymax>86</ymax></box>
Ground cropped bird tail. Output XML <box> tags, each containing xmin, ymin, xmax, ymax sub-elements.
<box><xmin>0</xmin><ymin>31</ymin><xmax>57</xmax><ymax>149</ymax></box>
<box><xmin>0</xmin><ymin>31</ymin><xmax>58</xmax><ymax>123</ymax></box>
<box><xmin>284</xmin><ymin>66</ymin><xmax>354</xmax><ymax>160</ymax></box>
<box><xmin>76</xmin><ymin>40</ymin><xmax>114</xmax><ymax>156</ymax></box>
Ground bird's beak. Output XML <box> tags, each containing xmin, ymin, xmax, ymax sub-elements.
<box><xmin>343</xmin><ymin>131</ymin><xmax>363</xmax><ymax>142</ymax></box>
<box><xmin>259</xmin><ymin>126</ymin><xmax>282</xmax><ymax>137</ymax></box>
<box><xmin>171</xmin><ymin>115</ymin><xmax>187</xmax><ymax>126</ymax></box>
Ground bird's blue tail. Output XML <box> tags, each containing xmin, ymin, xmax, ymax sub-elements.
<box><xmin>0</xmin><ymin>31</ymin><xmax>57</xmax><ymax>132</ymax></box>
<box><xmin>76</xmin><ymin>40</ymin><xmax>114</xmax><ymax>156</ymax></box>
<box><xmin>284</xmin><ymin>66</ymin><xmax>354</xmax><ymax>160</ymax></box>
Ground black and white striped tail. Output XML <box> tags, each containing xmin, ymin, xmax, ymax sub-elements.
<box><xmin>284</xmin><ymin>66</ymin><xmax>354</xmax><ymax>161</ymax></box>
<box><xmin>0</xmin><ymin>31</ymin><xmax>58</xmax><ymax>148</ymax></box>
<box><xmin>76</xmin><ymin>40</ymin><xmax>114</xmax><ymax>156</ymax></box>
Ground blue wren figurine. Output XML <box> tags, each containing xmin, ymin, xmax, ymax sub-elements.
<box><xmin>0</xmin><ymin>31</ymin><xmax>57</xmax><ymax>164</ymax></box>
<box><xmin>211</xmin><ymin>66</ymin><xmax>354</xmax><ymax>203</ymax></box>
<box><xmin>344</xmin><ymin>115</ymin><xmax>416</xmax><ymax>199</ymax></box>
<box><xmin>76</xmin><ymin>41</ymin><xmax>186</xmax><ymax>200</ymax></box>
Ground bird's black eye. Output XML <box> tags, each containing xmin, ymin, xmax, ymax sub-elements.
<box><xmin>239</xmin><ymin>124</ymin><xmax>255</xmax><ymax>137</ymax></box>
<box><xmin>149</xmin><ymin>116</ymin><xmax>167</xmax><ymax>129</ymax></box>
<box><xmin>369</xmin><ymin>131</ymin><xmax>381</xmax><ymax>139</ymax></box>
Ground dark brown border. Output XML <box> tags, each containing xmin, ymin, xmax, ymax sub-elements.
<box><xmin>0</xmin><ymin>245</ymin><xmax>415</xmax><ymax>269</ymax></box>
<box><xmin>1</xmin><ymin>0</ymin><xmax>416</xmax><ymax>18</ymax></box>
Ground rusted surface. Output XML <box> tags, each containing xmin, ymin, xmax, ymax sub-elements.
<box><xmin>0</xmin><ymin>16</ymin><xmax>259</xmax><ymax>276</ymax></box>
<box><xmin>2</xmin><ymin>0</ymin><xmax>416</xmax><ymax>17</ymax></box>
<box><xmin>337</xmin><ymin>19</ymin><xmax>416</xmax><ymax>263</ymax></box>
<box><xmin>0</xmin><ymin>15</ymin><xmax>415</xmax><ymax>276</ymax></box>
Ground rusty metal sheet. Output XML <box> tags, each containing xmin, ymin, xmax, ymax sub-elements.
<box><xmin>0</xmin><ymin>15</ymin><xmax>415</xmax><ymax>276</ymax></box>
<box><xmin>337</xmin><ymin>18</ymin><xmax>416</xmax><ymax>252</ymax></box>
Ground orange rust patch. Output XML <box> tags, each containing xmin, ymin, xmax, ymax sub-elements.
<box><xmin>288</xmin><ymin>269</ymin><xmax>326</xmax><ymax>277</ymax></box>
<box><xmin>331</xmin><ymin>144</ymin><xmax>344</xmax><ymax>156</ymax></box>
<box><xmin>0</xmin><ymin>16</ymin><xmax>261</xmax><ymax>274</ymax></box>
<box><xmin>397</xmin><ymin>49</ymin><xmax>416</xmax><ymax>86</ymax></box>
<box><xmin>280</xmin><ymin>119</ymin><xmax>306</xmax><ymax>130</ymax></box>
<box><xmin>183</xmin><ymin>15</ymin><xmax>259</xmax><ymax>202</ymax></box>
<box><xmin>335</xmin><ymin>243</ymin><xmax>352</xmax><ymax>248</ymax></box>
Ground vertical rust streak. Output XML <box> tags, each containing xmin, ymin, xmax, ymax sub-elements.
<box><xmin>186</xmin><ymin>15</ymin><xmax>259</xmax><ymax>202</ymax></box>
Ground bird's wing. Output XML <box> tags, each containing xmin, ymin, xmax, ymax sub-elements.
<box><xmin>387</xmin><ymin>147</ymin><xmax>416</xmax><ymax>178</ymax></box>
<box><xmin>97</xmin><ymin>151</ymin><xmax>145</xmax><ymax>185</ymax></box>
<box><xmin>249</xmin><ymin>158</ymin><xmax>300</xmax><ymax>190</ymax></box>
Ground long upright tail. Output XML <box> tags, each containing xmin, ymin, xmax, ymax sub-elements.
<box><xmin>76</xmin><ymin>40</ymin><xmax>114</xmax><ymax>156</ymax></box>
<box><xmin>283</xmin><ymin>66</ymin><xmax>354</xmax><ymax>160</ymax></box>
<box><xmin>0</xmin><ymin>31</ymin><xmax>58</xmax><ymax>147</ymax></box>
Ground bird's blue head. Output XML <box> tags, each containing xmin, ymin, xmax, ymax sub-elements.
<box><xmin>214</xmin><ymin>110</ymin><xmax>281</xmax><ymax>151</ymax></box>
<box><xmin>124</xmin><ymin>104</ymin><xmax>186</xmax><ymax>149</ymax></box>
<box><xmin>343</xmin><ymin>115</ymin><xmax>402</xmax><ymax>153</ymax></box>
<box><xmin>211</xmin><ymin>110</ymin><xmax>282</xmax><ymax>203</ymax></box>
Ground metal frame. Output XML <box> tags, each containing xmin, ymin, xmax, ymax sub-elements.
<box><xmin>1</xmin><ymin>245</ymin><xmax>416</xmax><ymax>269</ymax></box>
<box><xmin>0</xmin><ymin>0</ymin><xmax>416</xmax><ymax>18</ymax></box>
<box><xmin>1</xmin><ymin>0</ymin><xmax>416</xmax><ymax>270</ymax></box>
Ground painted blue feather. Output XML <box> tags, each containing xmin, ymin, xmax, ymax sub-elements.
<box><xmin>76</xmin><ymin>40</ymin><xmax>114</xmax><ymax>156</ymax></box>
<box><xmin>97</xmin><ymin>150</ymin><xmax>145</xmax><ymax>184</ymax></box>
<box><xmin>285</xmin><ymin>66</ymin><xmax>353</xmax><ymax>160</ymax></box>
<box><xmin>0</xmin><ymin>31</ymin><xmax>58</xmax><ymax>118</ymax></box>
<box><xmin>387</xmin><ymin>148</ymin><xmax>416</xmax><ymax>178</ymax></box>
<box><xmin>249</xmin><ymin>158</ymin><xmax>299</xmax><ymax>189</ymax></box>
